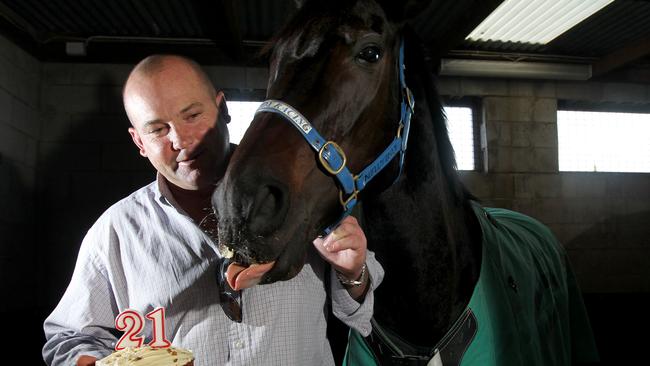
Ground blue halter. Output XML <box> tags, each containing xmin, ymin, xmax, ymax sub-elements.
<box><xmin>255</xmin><ymin>39</ymin><xmax>414</xmax><ymax>235</ymax></box>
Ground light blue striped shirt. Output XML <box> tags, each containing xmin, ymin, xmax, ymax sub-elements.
<box><xmin>43</xmin><ymin>175</ymin><xmax>384</xmax><ymax>365</ymax></box>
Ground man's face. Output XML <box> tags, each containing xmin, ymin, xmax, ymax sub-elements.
<box><xmin>124</xmin><ymin>61</ymin><xmax>229</xmax><ymax>191</ymax></box>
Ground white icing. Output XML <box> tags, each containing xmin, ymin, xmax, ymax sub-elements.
<box><xmin>96</xmin><ymin>346</ymin><xmax>193</xmax><ymax>366</ymax></box>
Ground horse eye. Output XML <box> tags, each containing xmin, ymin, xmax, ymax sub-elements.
<box><xmin>357</xmin><ymin>46</ymin><xmax>381</xmax><ymax>63</ymax></box>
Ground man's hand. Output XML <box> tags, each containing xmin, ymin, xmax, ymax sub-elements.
<box><xmin>312</xmin><ymin>216</ymin><xmax>368</xmax><ymax>300</ymax></box>
<box><xmin>77</xmin><ymin>355</ymin><xmax>97</xmax><ymax>366</ymax></box>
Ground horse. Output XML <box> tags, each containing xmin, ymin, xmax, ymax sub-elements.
<box><xmin>212</xmin><ymin>0</ymin><xmax>598</xmax><ymax>364</ymax></box>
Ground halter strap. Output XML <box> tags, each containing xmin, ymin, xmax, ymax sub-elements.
<box><xmin>255</xmin><ymin>38</ymin><xmax>414</xmax><ymax>235</ymax></box>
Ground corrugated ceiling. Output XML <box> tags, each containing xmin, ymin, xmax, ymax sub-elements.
<box><xmin>462</xmin><ymin>0</ymin><xmax>650</xmax><ymax>58</ymax></box>
<box><xmin>0</xmin><ymin>0</ymin><xmax>649</xmax><ymax>80</ymax></box>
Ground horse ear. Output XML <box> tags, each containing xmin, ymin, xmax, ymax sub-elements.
<box><xmin>375</xmin><ymin>0</ymin><xmax>432</xmax><ymax>22</ymax></box>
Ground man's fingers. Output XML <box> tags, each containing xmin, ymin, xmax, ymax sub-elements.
<box><xmin>312</xmin><ymin>237</ymin><xmax>330</xmax><ymax>256</ymax></box>
<box><xmin>323</xmin><ymin>218</ymin><xmax>364</xmax><ymax>248</ymax></box>
<box><xmin>312</xmin><ymin>215</ymin><xmax>366</xmax><ymax>254</ymax></box>
<box><xmin>312</xmin><ymin>216</ymin><xmax>367</xmax><ymax>278</ymax></box>
<box><xmin>322</xmin><ymin>229</ymin><xmax>352</xmax><ymax>252</ymax></box>
<box><xmin>313</xmin><ymin>233</ymin><xmax>357</xmax><ymax>255</ymax></box>
<box><xmin>324</xmin><ymin>234</ymin><xmax>363</xmax><ymax>252</ymax></box>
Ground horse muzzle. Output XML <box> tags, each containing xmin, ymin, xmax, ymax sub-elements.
<box><xmin>212</xmin><ymin>167</ymin><xmax>306</xmax><ymax>284</ymax></box>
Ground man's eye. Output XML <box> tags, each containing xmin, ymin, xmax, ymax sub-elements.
<box><xmin>146</xmin><ymin>126</ymin><xmax>167</xmax><ymax>135</ymax></box>
<box><xmin>188</xmin><ymin>113</ymin><xmax>201</xmax><ymax>120</ymax></box>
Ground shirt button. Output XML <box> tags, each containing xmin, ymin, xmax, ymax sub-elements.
<box><xmin>234</xmin><ymin>340</ymin><xmax>244</xmax><ymax>349</ymax></box>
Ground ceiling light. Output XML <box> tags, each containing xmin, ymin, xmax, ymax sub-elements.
<box><xmin>439</xmin><ymin>59</ymin><xmax>592</xmax><ymax>80</ymax></box>
<box><xmin>466</xmin><ymin>0</ymin><xmax>614</xmax><ymax>45</ymax></box>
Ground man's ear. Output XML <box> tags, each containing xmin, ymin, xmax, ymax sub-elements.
<box><xmin>128</xmin><ymin>127</ymin><xmax>147</xmax><ymax>157</ymax></box>
<box><xmin>216</xmin><ymin>90</ymin><xmax>231</xmax><ymax>124</ymax></box>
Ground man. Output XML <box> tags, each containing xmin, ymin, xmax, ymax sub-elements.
<box><xmin>42</xmin><ymin>55</ymin><xmax>383</xmax><ymax>365</ymax></box>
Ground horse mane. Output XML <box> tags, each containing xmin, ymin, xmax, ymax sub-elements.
<box><xmin>402</xmin><ymin>26</ymin><xmax>476</xmax><ymax>206</ymax></box>
<box><xmin>361</xmin><ymin>28</ymin><xmax>482</xmax><ymax>345</ymax></box>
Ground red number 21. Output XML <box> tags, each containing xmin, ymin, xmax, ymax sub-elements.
<box><xmin>115</xmin><ymin>307</ymin><xmax>171</xmax><ymax>351</ymax></box>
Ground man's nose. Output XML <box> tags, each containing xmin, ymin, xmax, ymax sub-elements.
<box><xmin>169</xmin><ymin>125</ymin><xmax>194</xmax><ymax>151</ymax></box>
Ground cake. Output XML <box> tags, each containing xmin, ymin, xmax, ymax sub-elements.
<box><xmin>96</xmin><ymin>346</ymin><xmax>194</xmax><ymax>366</ymax></box>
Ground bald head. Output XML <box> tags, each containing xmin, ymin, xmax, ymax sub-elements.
<box><xmin>124</xmin><ymin>55</ymin><xmax>216</xmax><ymax>107</ymax></box>
<box><xmin>122</xmin><ymin>55</ymin><xmax>226</xmax><ymax>130</ymax></box>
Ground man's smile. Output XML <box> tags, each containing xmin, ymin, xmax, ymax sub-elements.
<box><xmin>177</xmin><ymin>148</ymin><xmax>205</xmax><ymax>166</ymax></box>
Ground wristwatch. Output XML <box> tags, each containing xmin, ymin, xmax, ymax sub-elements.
<box><xmin>336</xmin><ymin>262</ymin><xmax>367</xmax><ymax>287</ymax></box>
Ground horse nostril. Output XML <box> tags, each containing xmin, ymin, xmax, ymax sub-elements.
<box><xmin>249</xmin><ymin>184</ymin><xmax>288</xmax><ymax>235</ymax></box>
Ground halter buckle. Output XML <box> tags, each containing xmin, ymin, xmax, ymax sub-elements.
<box><xmin>339</xmin><ymin>189</ymin><xmax>358</xmax><ymax>209</ymax></box>
<box><xmin>318</xmin><ymin>141</ymin><xmax>347</xmax><ymax>175</ymax></box>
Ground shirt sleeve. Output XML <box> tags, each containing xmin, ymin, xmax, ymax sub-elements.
<box><xmin>42</xmin><ymin>220</ymin><xmax>118</xmax><ymax>366</ymax></box>
<box><xmin>330</xmin><ymin>250</ymin><xmax>384</xmax><ymax>336</ymax></box>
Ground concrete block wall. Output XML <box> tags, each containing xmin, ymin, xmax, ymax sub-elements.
<box><xmin>443</xmin><ymin>77</ymin><xmax>650</xmax><ymax>294</ymax></box>
<box><xmin>36</xmin><ymin>62</ymin><xmax>153</xmax><ymax>314</ymax></box>
<box><xmin>0</xmin><ymin>34</ymin><xmax>42</xmax><ymax>363</ymax></box>
<box><xmin>0</xmin><ymin>36</ymin><xmax>40</xmax><ymax>294</ymax></box>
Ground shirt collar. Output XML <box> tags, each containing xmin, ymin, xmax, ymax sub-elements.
<box><xmin>155</xmin><ymin>173</ymin><xmax>188</xmax><ymax>215</ymax></box>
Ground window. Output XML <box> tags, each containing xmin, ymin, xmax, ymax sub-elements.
<box><xmin>226</xmin><ymin>101</ymin><xmax>262</xmax><ymax>144</ymax></box>
<box><xmin>557</xmin><ymin>110</ymin><xmax>650</xmax><ymax>173</ymax></box>
<box><xmin>227</xmin><ymin>101</ymin><xmax>477</xmax><ymax>171</ymax></box>
<box><xmin>444</xmin><ymin>106</ymin><xmax>475</xmax><ymax>171</ymax></box>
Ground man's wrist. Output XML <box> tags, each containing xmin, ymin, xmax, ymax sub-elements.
<box><xmin>336</xmin><ymin>262</ymin><xmax>367</xmax><ymax>287</ymax></box>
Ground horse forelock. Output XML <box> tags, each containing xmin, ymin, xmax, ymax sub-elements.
<box><xmin>400</xmin><ymin>27</ymin><xmax>472</xmax><ymax>204</ymax></box>
<box><xmin>269</xmin><ymin>0</ymin><xmax>391</xmax><ymax>67</ymax></box>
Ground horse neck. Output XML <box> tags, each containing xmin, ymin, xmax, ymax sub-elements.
<box><xmin>361</xmin><ymin>103</ymin><xmax>481</xmax><ymax>347</ymax></box>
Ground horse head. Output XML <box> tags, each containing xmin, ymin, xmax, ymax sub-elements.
<box><xmin>213</xmin><ymin>0</ymin><xmax>425</xmax><ymax>283</ymax></box>
<box><xmin>213</xmin><ymin>2</ymin><xmax>594</xmax><ymax>358</ymax></box>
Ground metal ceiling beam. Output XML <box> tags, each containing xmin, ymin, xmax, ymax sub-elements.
<box><xmin>592</xmin><ymin>35</ymin><xmax>650</xmax><ymax>77</ymax></box>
